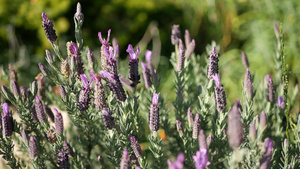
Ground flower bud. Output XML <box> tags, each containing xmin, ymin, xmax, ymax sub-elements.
<box><xmin>185</xmin><ymin>39</ymin><xmax>195</xmax><ymax>59</ymax></box>
<box><xmin>227</xmin><ymin>105</ymin><xmax>243</xmax><ymax>149</ymax></box>
<box><xmin>192</xmin><ymin>114</ymin><xmax>200</xmax><ymax>139</ymax></box>
<box><xmin>259</xmin><ymin>138</ymin><xmax>274</xmax><ymax>169</ymax></box>
<box><xmin>44</xmin><ymin>104</ymin><xmax>54</xmax><ymax>122</ymax></box>
<box><xmin>21</xmin><ymin>129</ymin><xmax>29</xmax><ymax>143</ymax></box>
<box><xmin>266</xmin><ymin>75</ymin><xmax>274</xmax><ymax>102</ymax></box>
<box><xmin>9</xmin><ymin>64</ymin><xmax>18</xmax><ymax>82</ymax></box>
<box><xmin>199</xmin><ymin>130</ymin><xmax>207</xmax><ymax>149</ymax></box>
<box><xmin>2</xmin><ymin>103</ymin><xmax>13</xmax><ymax>137</ymax></box>
<box><xmin>61</xmin><ymin>58</ymin><xmax>70</xmax><ymax>79</ymax></box>
<box><xmin>184</xmin><ymin>29</ymin><xmax>191</xmax><ymax>48</ymax></box>
<box><xmin>176</xmin><ymin>119</ymin><xmax>184</xmax><ymax>136</ymax></box>
<box><xmin>59</xmin><ymin>85</ymin><xmax>67</xmax><ymax>101</ymax></box>
<box><xmin>141</xmin><ymin>62</ymin><xmax>152</xmax><ymax>89</ymax></box>
<box><xmin>42</xmin><ymin>12</ymin><xmax>57</xmax><ymax>44</ymax></box>
<box><xmin>38</xmin><ymin>63</ymin><xmax>52</xmax><ymax>77</ymax></box>
<box><xmin>10</xmin><ymin>80</ymin><xmax>20</xmax><ymax>99</ymax></box>
<box><xmin>87</xmin><ymin>48</ymin><xmax>94</xmax><ymax>68</ymax></box>
<box><xmin>29</xmin><ymin>136</ymin><xmax>38</xmax><ymax>158</ymax></box>
<box><xmin>244</xmin><ymin>68</ymin><xmax>253</xmax><ymax>100</ymax></box>
<box><xmin>241</xmin><ymin>51</ymin><xmax>249</xmax><ymax>68</ymax></box>
<box><xmin>249</xmin><ymin>121</ymin><xmax>257</xmax><ymax>141</ymax></box>
<box><xmin>74</xmin><ymin>2</ymin><xmax>84</xmax><ymax>21</ymax></box>
<box><xmin>35</xmin><ymin>96</ymin><xmax>46</xmax><ymax>123</ymax></box>
<box><xmin>54</xmin><ymin>108</ymin><xmax>64</xmax><ymax>134</ymax></box>
<box><xmin>187</xmin><ymin>107</ymin><xmax>194</xmax><ymax>128</ymax></box>
<box><xmin>176</xmin><ymin>39</ymin><xmax>185</xmax><ymax>72</ymax></box>
<box><xmin>206</xmin><ymin>134</ymin><xmax>212</xmax><ymax>147</ymax></box>
<box><xmin>260</xmin><ymin>111</ymin><xmax>267</xmax><ymax>129</ymax></box>
<box><xmin>45</xmin><ymin>50</ymin><xmax>55</xmax><ymax>64</ymax></box>
<box><xmin>127</xmin><ymin>45</ymin><xmax>140</xmax><ymax>87</ymax></box>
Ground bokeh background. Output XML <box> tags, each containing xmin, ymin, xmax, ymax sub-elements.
<box><xmin>0</xmin><ymin>0</ymin><xmax>299</xmax><ymax>102</ymax></box>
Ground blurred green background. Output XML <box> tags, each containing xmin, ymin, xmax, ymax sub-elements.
<box><xmin>0</xmin><ymin>0</ymin><xmax>299</xmax><ymax>102</ymax></box>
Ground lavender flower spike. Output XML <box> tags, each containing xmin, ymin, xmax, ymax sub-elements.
<box><xmin>2</xmin><ymin>103</ymin><xmax>13</xmax><ymax>137</ymax></box>
<box><xmin>42</xmin><ymin>13</ymin><xmax>57</xmax><ymax>44</ymax></box>
<box><xmin>29</xmin><ymin>136</ymin><xmax>38</xmax><ymax>158</ymax></box>
<box><xmin>266</xmin><ymin>75</ymin><xmax>274</xmax><ymax>102</ymax></box>
<box><xmin>185</xmin><ymin>39</ymin><xmax>195</xmax><ymax>59</ymax></box>
<box><xmin>176</xmin><ymin>39</ymin><xmax>185</xmax><ymax>72</ymax></box>
<box><xmin>176</xmin><ymin>119</ymin><xmax>184</xmax><ymax>136</ymax></box>
<box><xmin>184</xmin><ymin>29</ymin><xmax>191</xmax><ymax>47</ymax></box>
<box><xmin>54</xmin><ymin>108</ymin><xmax>64</xmax><ymax>135</ymax></box>
<box><xmin>90</xmin><ymin>69</ymin><xmax>106</xmax><ymax>110</ymax></box>
<box><xmin>207</xmin><ymin>47</ymin><xmax>219</xmax><ymax>79</ymax></box>
<box><xmin>101</xmin><ymin>108</ymin><xmax>115</xmax><ymax>130</ymax></box>
<box><xmin>187</xmin><ymin>107</ymin><xmax>194</xmax><ymax>128</ymax></box>
<box><xmin>78</xmin><ymin>74</ymin><xmax>91</xmax><ymax>111</ymax></box>
<box><xmin>276</xmin><ymin>96</ymin><xmax>285</xmax><ymax>109</ymax></box>
<box><xmin>127</xmin><ymin>44</ymin><xmax>141</xmax><ymax>87</ymax></box>
<box><xmin>35</xmin><ymin>96</ymin><xmax>46</xmax><ymax>123</ymax></box>
<box><xmin>199</xmin><ymin>130</ymin><xmax>207</xmax><ymax>149</ymax></box>
<box><xmin>193</xmin><ymin>148</ymin><xmax>211</xmax><ymax>169</ymax></box>
<box><xmin>192</xmin><ymin>114</ymin><xmax>200</xmax><ymax>139</ymax></box>
<box><xmin>105</xmin><ymin>46</ymin><xmax>118</xmax><ymax>75</ymax></box>
<box><xmin>259</xmin><ymin>138</ymin><xmax>274</xmax><ymax>169</ymax></box>
<box><xmin>241</xmin><ymin>51</ymin><xmax>249</xmax><ymax>68</ymax></box>
<box><xmin>212</xmin><ymin>74</ymin><xmax>227</xmax><ymax>112</ymax></box>
<box><xmin>99</xmin><ymin>71</ymin><xmax>126</xmax><ymax>101</ymax></box>
<box><xmin>141</xmin><ymin>62</ymin><xmax>152</xmax><ymax>88</ymax></box>
<box><xmin>57</xmin><ymin>148</ymin><xmax>70</xmax><ymax>169</ymax></box>
<box><xmin>168</xmin><ymin>153</ymin><xmax>185</xmax><ymax>169</ymax></box>
<box><xmin>130</xmin><ymin>136</ymin><xmax>143</xmax><ymax>158</ymax></box>
<box><xmin>260</xmin><ymin>110</ymin><xmax>267</xmax><ymax>129</ymax></box>
<box><xmin>99</xmin><ymin>30</ymin><xmax>111</xmax><ymax>70</ymax></box>
<box><xmin>227</xmin><ymin>105</ymin><xmax>243</xmax><ymax>149</ymax></box>
<box><xmin>244</xmin><ymin>68</ymin><xmax>253</xmax><ymax>100</ymax></box>
<box><xmin>120</xmin><ymin>148</ymin><xmax>131</xmax><ymax>169</ymax></box>
<box><xmin>149</xmin><ymin>93</ymin><xmax>159</xmax><ymax>131</ymax></box>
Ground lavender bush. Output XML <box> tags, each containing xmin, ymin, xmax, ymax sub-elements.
<box><xmin>0</xmin><ymin>3</ymin><xmax>299</xmax><ymax>169</ymax></box>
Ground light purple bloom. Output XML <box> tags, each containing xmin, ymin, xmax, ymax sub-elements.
<box><xmin>145</xmin><ymin>50</ymin><xmax>152</xmax><ymax>63</ymax></box>
<box><xmin>98</xmin><ymin>29</ymin><xmax>111</xmax><ymax>46</ymax></box>
<box><xmin>126</xmin><ymin>44</ymin><xmax>140</xmax><ymax>61</ymax></box>
<box><xmin>2</xmin><ymin>103</ymin><xmax>9</xmax><ymax>114</ymax></box>
<box><xmin>70</xmin><ymin>42</ymin><xmax>79</xmax><ymax>56</ymax></box>
<box><xmin>168</xmin><ymin>153</ymin><xmax>185</xmax><ymax>169</ymax></box>
<box><xmin>152</xmin><ymin>93</ymin><xmax>159</xmax><ymax>105</ymax></box>
<box><xmin>276</xmin><ymin>96</ymin><xmax>285</xmax><ymax>109</ymax></box>
<box><xmin>193</xmin><ymin>148</ymin><xmax>210</xmax><ymax>169</ymax></box>
<box><xmin>212</xmin><ymin>74</ymin><xmax>220</xmax><ymax>87</ymax></box>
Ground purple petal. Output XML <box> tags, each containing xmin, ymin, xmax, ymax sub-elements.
<box><xmin>41</xmin><ymin>12</ymin><xmax>47</xmax><ymax>21</ymax></box>
<box><xmin>80</xmin><ymin>74</ymin><xmax>88</xmax><ymax>87</ymax></box>
<box><xmin>265</xmin><ymin>74</ymin><xmax>272</xmax><ymax>82</ymax></box>
<box><xmin>99</xmin><ymin>71</ymin><xmax>114</xmax><ymax>80</ymax></box>
<box><xmin>152</xmin><ymin>93</ymin><xmax>158</xmax><ymax>105</ymax></box>
<box><xmin>141</xmin><ymin>62</ymin><xmax>147</xmax><ymax>70</ymax></box>
<box><xmin>1</xmin><ymin>103</ymin><xmax>9</xmax><ymax>115</ymax></box>
<box><xmin>145</xmin><ymin>50</ymin><xmax>152</xmax><ymax>62</ymax></box>
<box><xmin>211</xmin><ymin>74</ymin><xmax>220</xmax><ymax>87</ymax></box>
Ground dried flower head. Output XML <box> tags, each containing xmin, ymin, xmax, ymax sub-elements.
<box><xmin>61</xmin><ymin>58</ymin><xmax>70</xmax><ymax>79</ymax></box>
<box><xmin>42</xmin><ymin>12</ymin><xmax>57</xmax><ymax>44</ymax></box>
<box><xmin>9</xmin><ymin>64</ymin><xmax>18</xmax><ymax>82</ymax></box>
<box><xmin>227</xmin><ymin>105</ymin><xmax>243</xmax><ymax>149</ymax></box>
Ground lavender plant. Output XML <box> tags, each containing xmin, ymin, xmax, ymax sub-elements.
<box><xmin>0</xmin><ymin>3</ymin><xmax>299</xmax><ymax>169</ymax></box>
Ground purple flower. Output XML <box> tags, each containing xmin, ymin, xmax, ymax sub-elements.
<box><xmin>42</xmin><ymin>12</ymin><xmax>57</xmax><ymax>44</ymax></box>
<box><xmin>207</xmin><ymin>47</ymin><xmax>219</xmax><ymax>79</ymax></box>
<box><xmin>120</xmin><ymin>148</ymin><xmax>131</xmax><ymax>169</ymax></box>
<box><xmin>98</xmin><ymin>29</ymin><xmax>111</xmax><ymax>46</ymax></box>
<box><xmin>35</xmin><ymin>96</ymin><xmax>46</xmax><ymax>123</ymax></box>
<box><xmin>127</xmin><ymin>44</ymin><xmax>140</xmax><ymax>61</ymax></box>
<box><xmin>101</xmin><ymin>108</ymin><xmax>115</xmax><ymax>130</ymax></box>
<box><xmin>212</xmin><ymin>74</ymin><xmax>227</xmax><ymax>112</ymax></box>
<box><xmin>127</xmin><ymin>44</ymin><xmax>140</xmax><ymax>87</ymax></box>
<box><xmin>70</xmin><ymin>42</ymin><xmax>79</xmax><ymax>56</ymax></box>
<box><xmin>90</xmin><ymin>69</ymin><xmax>106</xmax><ymax>110</ymax></box>
<box><xmin>193</xmin><ymin>148</ymin><xmax>210</xmax><ymax>169</ymax></box>
<box><xmin>77</xmin><ymin>74</ymin><xmax>91</xmax><ymax>111</ymax></box>
<box><xmin>29</xmin><ymin>136</ymin><xmax>38</xmax><ymax>158</ymax></box>
<box><xmin>54</xmin><ymin>108</ymin><xmax>64</xmax><ymax>135</ymax></box>
<box><xmin>105</xmin><ymin>46</ymin><xmax>118</xmax><ymax>75</ymax></box>
<box><xmin>141</xmin><ymin>62</ymin><xmax>152</xmax><ymax>88</ymax></box>
<box><xmin>2</xmin><ymin>103</ymin><xmax>9</xmax><ymax>114</ymax></box>
<box><xmin>276</xmin><ymin>96</ymin><xmax>285</xmax><ymax>109</ymax></box>
<box><xmin>171</xmin><ymin>25</ymin><xmax>181</xmax><ymax>45</ymax></box>
<box><xmin>149</xmin><ymin>93</ymin><xmax>159</xmax><ymax>131</ymax></box>
<box><xmin>57</xmin><ymin>148</ymin><xmax>70</xmax><ymax>169</ymax></box>
<box><xmin>187</xmin><ymin>107</ymin><xmax>194</xmax><ymax>128</ymax></box>
<box><xmin>266</xmin><ymin>75</ymin><xmax>274</xmax><ymax>102</ymax></box>
<box><xmin>130</xmin><ymin>136</ymin><xmax>143</xmax><ymax>158</ymax></box>
<box><xmin>168</xmin><ymin>153</ymin><xmax>185</xmax><ymax>169</ymax></box>
<box><xmin>192</xmin><ymin>114</ymin><xmax>200</xmax><ymax>139</ymax></box>
<box><xmin>241</xmin><ymin>51</ymin><xmax>249</xmax><ymax>68</ymax></box>
<box><xmin>244</xmin><ymin>68</ymin><xmax>253</xmax><ymax>100</ymax></box>
<box><xmin>259</xmin><ymin>138</ymin><xmax>274</xmax><ymax>169</ymax></box>
<box><xmin>176</xmin><ymin>39</ymin><xmax>185</xmax><ymax>72</ymax></box>
<box><xmin>212</xmin><ymin>74</ymin><xmax>220</xmax><ymax>87</ymax></box>
<box><xmin>145</xmin><ymin>50</ymin><xmax>152</xmax><ymax>63</ymax></box>
<box><xmin>2</xmin><ymin>103</ymin><xmax>13</xmax><ymax>137</ymax></box>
